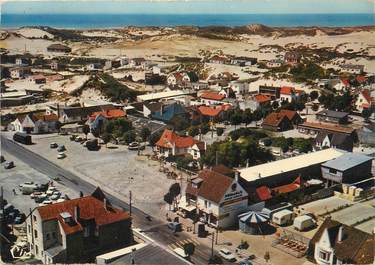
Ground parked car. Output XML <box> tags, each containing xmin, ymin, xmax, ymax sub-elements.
<box><xmin>4</xmin><ymin>161</ymin><xmax>14</xmax><ymax>169</ymax></box>
<box><xmin>50</xmin><ymin>142</ymin><xmax>58</xmax><ymax>148</ymax></box>
<box><xmin>167</xmin><ymin>222</ymin><xmax>182</xmax><ymax>232</ymax></box>
<box><xmin>128</xmin><ymin>142</ymin><xmax>144</xmax><ymax>150</ymax></box>
<box><xmin>57</xmin><ymin>145</ymin><xmax>66</xmax><ymax>152</ymax></box>
<box><xmin>46</xmin><ymin>187</ymin><xmax>57</xmax><ymax>195</ymax></box>
<box><xmin>19</xmin><ymin>181</ymin><xmax>34</xmax><ymax>188</ymax></box>
<box><xmin>39</xmin><ymin>200</ymin><xmax>52</xmax><ymax>206</ymax></box>
<box><xmin>75</xmin><ymin>136</ymin><xmax>84</xmax><ymax>142</ymax></box>
<box><xmin>173</xmin><ymin>248</ymin><xmax>189</xmax><ymax>259</ymax></box>
<box><xmin>57</xmin><ymin>152</ymin><xmax>66</xmax><ymax>159</ymax></box>
<box><xmin>34</xmin><ymin>194</ymin><xmax>47</xmax><ymax>203</ymax></box>
<box><xmin>50</xmin><ymin>191</ymin><xmax>61</xmax><ymax>200</ymax></box>
<box><xmin>219</xmin><ymin>248</ymin><xmax>236</xmax><ymax>262</ymax></box>
<box><xmin>30</xmin><ymin>191</ymin><xmax>43</xmax><ymax>199</ymax></box>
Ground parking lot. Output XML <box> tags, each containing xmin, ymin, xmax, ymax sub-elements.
<box><xmin>4</xmin><ymin>132</ymin><xmax>179</xmax><ymax>219</ymax></box>
<box><xmin>0</xmin><ymin>150</ymin><xmax>78</xmax><ymax>216</ymax></box>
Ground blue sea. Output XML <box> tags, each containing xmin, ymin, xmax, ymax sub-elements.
<box><xmin>1</xmin><ymin>13</ymin><xmax>374</xmax><ymax>29</ymax></box>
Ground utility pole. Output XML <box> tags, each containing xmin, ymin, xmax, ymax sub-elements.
<box><xmin>215</xmin><ymin>227</ymin><xmax>218</xmax><ymax>245</ymax></box>
<box><xmin>129</xmin><ymin>190</ymin><xmax>132</xmax><ymax>216</ymax></box>
<box><xmin>210</xmin><ymin>232</ymin><xmax>214</xmax><ymax>258</ymax></box>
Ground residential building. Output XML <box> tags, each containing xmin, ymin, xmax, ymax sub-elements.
<box><xmin>297</xmin><ymin>122</ymin><xmax>356</xmax><ymax>137</ymax></box>
<box><xmin>209</xmin><ymin>55</ymin><xmax>228</xmax><ymax>64</ymax></box>
<box><xmin>142</xmin><ymin>102</ymin><xmax>163</xmax><ymax>118</ymax></box>
<box><xmin>308</xmin><ymin>218</ymin><xmax>373</xmax><ymax>265</ymax></box>
<box><xmin>200</xmin><ymin>92</ymin><xmax>226</xmax><ymax>105</ymax></box>
<box><xmin>355</xmin><ymin>89</ymin><xmax>373</xmax><ymax>113</ymax></box>
<box><xmin>229</xmin><ymin>81</ymin><xmax>249</xmax><ymax>94</ymax></box>
<box><xmin>266</xmin><ymin>59</ymin><xmax>284</xmax><ymax>68</ymax></box>
<box><xmin>10</xmin><ymin>113</ymin><xmax>59</xmax><ymax>134</ymax></box>
<box><xmin>278</xmin><ymin>109</ymin><xmax>303</xmax><ymax>125</ymax></box>
<box><xmin>155</xmin><ymin>129</ymin><xmax>205</xmax><ymax>158</ymax></box>
<box><xmin>50</xmin><ymin>60</ymin><xmax>60</xmax><ymax>71</ymax></box>
<box><xmin>47</xmin><ymin>44</ymin><xmax>71</xmax><ymax>53</ymax></box>
<box><xmin>87</xmin><ymin>109</ymin><xmax>126</xmax><ymax>132</ymax></box>
<box><xmin>58</xmin><ymin>106</ymin><xmax>109</xmax><ymax>124</ymax></box>
<box><xmin>29</xmin><ymin>74</ymin><xmax>47</xmax><ymax>84</ymax></box>
<box><xmin>258</xmin><ymin>85</ymin><xmax>281</xmax><ymax>99</ymax></box>
<box><xmin>230</xmin><ymin>57</ymin><xmax>257</xmax><ymax>66</ymax></box>
<box><xmin>279</xmin><ymin>86</ymin><xmax>304</xmax><ymax>102</ymax></box>
<box><xmin>238</xmin><ymin>148</ymin><xmax>346</xmax><ymax>189</ymax></box>
<box><xmin>129</xmin><ymin>58</ymin><xmax>147</xmax><ymax>68</ymax></box>
<box><xmin>167</xmin><ymin>72</ymin><xmax>191</xmax><ymax>86</ymax></box>
<box><xmin>333</xmin><ymin>79</ymin><xmax>350</xmax><ymax>91</ymax></box>
<box><xmin>151</xmin><ymin>102</ymin><xmax>188</xmax><ymax>123</ymax></box>
<box><xmin>10</xmin><ymin>66</ymin><xmax>31</xmax><ymax>79</ymax></box>
<box><xmin>313</xmin><ymin>131</ymin><xmax>354</xmax><ymax>152</ymax></box>
<box><xmin>15</xmin><ymin>57</ymin><xmax>30</xmax><ymax>66</ymax></box>
<box><xmin>321</xmin><ymin>153</ymin><xmax>373</xmax><ymax>185</ymax></box>
<box><xmin>197</xmin><ymin>105</ymin><xmax>227</xmax><ymax>120</ymax></box>
<box><xmin>284</xmin><ymin>51</ymin><xmax>301</xmax><ymax>65</ymax></box>
<box><xmin>104</xmin><ymin>60</ymin><xmax>121</xmax><ymax>70</ymax></box>
<box><xmin>183</xmin><ymin>170</ymin><xmax>249</xmax><ymax>228</ymax></box>
<box><xmin>26</xmin><ymin>187</ymin><xmax>133</xmax><ymax>264</ymax></box>
<box><xmin>262</xmin><ymin>112</ymin><xmax>293</xmax><ymax>132</ymax></box>
<box><xmin>316</xmin><ymin>110</ymin><xmax>349</xmax><ymax>124</ymax></box>
<box><xmin>341</xmin><ymin>64</ymin><xmax>365</xmax><ymax>75</ymax></box>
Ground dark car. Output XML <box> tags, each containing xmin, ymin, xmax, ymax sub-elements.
<box><xmin>167</xmin><ymin>222</ymin><xmax>182</xmax><ymax>232</ymax></box>
<box><xmin>128</xmin><ymin>142</ymin><xmax>145</xmax><ymax>151</ymax></box>
<box><xmin>57</xmin><ymin>145</ymin><xmax>66</xmax><ymax>152</ymax></box>
<box><xmin>4</xmin><ymin>161</ymin><xmax>14</xmax><ymax>169</ymax></box>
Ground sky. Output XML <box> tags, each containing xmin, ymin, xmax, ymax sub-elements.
<box><xmin>1</xmin><ymin>0</ymin><xmax>374</xmax><ymax>14</ymax></box>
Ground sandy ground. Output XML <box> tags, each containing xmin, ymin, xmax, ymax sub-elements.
<box><xmin>3</xmin><ymin>29</ymin><xmax>374</xmax><ymax>71</ymax></box>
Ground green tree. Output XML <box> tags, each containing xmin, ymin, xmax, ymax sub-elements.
<box><xmin>292</xmin><ymin>138</ymin><xmax>313</xmax><ymax>153</ymax></box>
<box><xmin>311</xmin><ymin>104</ymin><xmax>319</xmax><ymax>112</ymax></box>
<box><xmin>230</xmin><ymin>111</ymin><xmax>242</xmax><ymax>129</ymax></box>
<box><xmin>122</xmin><ymin>130</ymin><xmax>136</xmax><ymax>144</ymax></box>
<box><xmin>362</xmin><ymin>108</ymin><xmax>372</xmax><ymax>121</ymax></box>
<box><xmin>188</xmin><ymin>126</ymin><xmax>200</xmax><ymax>137</ymax></box>
<box><xmin>242</xmin><ymin>109</ymin><xmax>253</xmax><ymax>127</ymax></box>
<box><xmin>271</xmin><ymin>101</ymin><xmax>279</xmax><ymax>110</ymax></box>
<box><xmin>216</xmin><ymin>127</ymin><xmax>224</xmax><ymax>136</ymax></box>
<box><xmin>140</xmin><ymin>127</ymin><xmax>151</xmax><ymax>142</ymax></box>
<box><xmin>149</xmin><ymin>130</ymin><xmax>163</xmax><ymax>147</ymax></box>
<box><xmin>310</xmin><ymin>90</ymin><xmax>319</xmax><ymax>101</ymax></box>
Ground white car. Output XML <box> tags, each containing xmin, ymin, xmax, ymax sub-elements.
<box><xmin>50</xmin><ymin>192</ymin><xmax>61</xmax><ymax>200</ymax></box>
<box><xmin>173</xmin><ymin>248</ymin><xmax>189</xmax><ymax>259</ymax></box>
<box><xmin>46</xmin><ymin>187</ymin><xmax>57</xmax><ymax>195</ymax></box>
<box><xmin>219</xmin><ymin>248</ymin><xmax>236</xmax><ymax>262</ymax></box>
<box><xmin>57</xmin><ymin>152</ymin><xmax>66</xmax><ymax>159</ymax></box>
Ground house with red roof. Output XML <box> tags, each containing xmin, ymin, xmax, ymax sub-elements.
<box><xmin>355</xmin><ymin>89</ymin><xmax>374</xmax><ymax>113</ymax></box>
<box><xmin>280</xmin><ymin>86</ymin><xmax>304</xmax><ymax>102</ymax></box>
<box><xmin>167</xmin><ymin>72</ymin><xmax>190</xmax><ymax>86</ymax></box>
<box><xmin>10</xmin><ymin>112</ymin><xmax>59</xmax><ymax>134</ymax></box>
<box><xmin>197</xmin><ymin>105</ymin><xmax>227</xmax><ymax>119</ymax></box>
<box><xmin>200</xmin><ymin>91</ymin><xmax>226</xmax><ymax>105</ymax></box>
<box><xmin>333</xmin><ymin>79</ymin><xmax>351</xmax><ymax>91</ymax></box>
<box><xmin>26</xmin><ymin>187</ymin><xmax>132</xmax><ymax>264</ymax></box>
<box><xmin>262</xmin><ymin>112</ymin><xmax>294</xmax><ymax>132</ymax></box>
<box><xmin>155</xmin><ymin>129</ymin><xmax>205</xmax><ymax>159</ymax></box>
<box><xmin>87</xmin><ymin>109</ymin><xmax>126</xmax><ymax>132</ymax></box>
<box><xmin>180</xmin><ymin>169</ymin><xmax>248</xmax><ymax>228</ymax></box>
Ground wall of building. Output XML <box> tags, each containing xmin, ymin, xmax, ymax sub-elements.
<box><xmin>322</xmin><ymin>160</ymin><xmax>372</xmax><ymax>184</ymax></box>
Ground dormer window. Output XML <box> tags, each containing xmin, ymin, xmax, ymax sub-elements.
<box><xmin>60</xmin><ymin>212</ymin><xmax>73</xmax><ymax>224</ymax></box>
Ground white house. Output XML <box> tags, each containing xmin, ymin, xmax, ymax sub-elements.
<box><xmin>310</xmin><ymin>218</ymin><xmax>374</xmax><ymax>265</ymax></box>
<box><xmin>355</xmin><ymin>89</ymin><xmax>373</xmax><ymax>113</ymax></box>
<box><xmin>333</xmin><ymin>79</ymin><xmax>350</xmax><ymax>92</ymax></box>
<box><xmin>183</xmin><ymin>170</ymin><xmax>249</xmax><ymax>228</ymax></box>
<box><xmin>266</xmin><ymin>59</ymin><xmax>284</xmax><ymax>68</ymax></box>
<box><xmin>229</xmin><ymin>81</ymin><xmax>248</xmax><ymax>95</ymax></box>
<box><xmin>10</xmin><ymin>113</ymin><xmax>58</xmax><ymax>134</ymax></box>
<box><xmin>167</xmin><ymin>72</ymin><xmax>190</xmax><ymax>86</ymax></box>
<box><xmin>189</xmin><ymin>142</ymin><xmax>206</xmax><ymax>160</ymax></box>
<box><xmin>10</xmin><ymin>67</ymin><xmax>31</xmax><ymax>79</ymax></box>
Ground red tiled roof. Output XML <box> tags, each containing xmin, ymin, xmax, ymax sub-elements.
<box><xmin>262</xmin><ymin>112</ymin><xmax>289</xmax><ymax>127</ymax></box>
<box><xmin>90</xmin><ymin>109</ymin><xmax>126</xmax><ymax>120</ymax></box>
<box><xmin>200</xmin><ymin>92</ymin><xmax>225</xmax><ymax>101</ymax></box>
<box><xmin>256</xmin><ymin>186</ymin><xmax>272</xmax><ymax>201</ymax></box>
<box><xmin>361</xmin><ymin>89</ymin><xmax>373</xmax><ymax>104</ymax></box>
<box><xmin>356</xmin><ymin>75</ymin><xmax>367</xmax><ymax>83</ymax></box>
<box><xmin>197</xmin><ymin>170</ymin><xmax>233</xmax><ymax>203</ymax></box>
<box><xmin>254</xmin><ymin>94</ymin><xmax>271</xmax><ymax>104</ymax></box>
<box><xmin>280</xmin><ymin>86</ymin><xmax>295</xmax><ymax>95</ymax></box>
<box><xmin>156</xmin><ymin>129</ymin><xmax>200</xmax><ymax>149</ymax></box>
<box><xmin>272</xmin><ymin>176</ymin><xmax>301</xmax><ymax>194</ymax></box>
<box><xmin>30</xmin><ymin>74</ymin><xmax>46</xmax><ymax>80</ymax></box>
<box><xmin>279</xmin><ymin>109</ymin><xmax>299</xmax><ymax>121</ymax></box>
<box><xmin>198</xmin><ymin>105</ymin><xmax>224</xmax><ymax>117</ymax></box>
<box><xmin>37</xmin><ymin>189</ymin><xmax>130</xmax><ymax>235</ymax></box>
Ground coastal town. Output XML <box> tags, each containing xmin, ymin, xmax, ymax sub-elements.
<box><xmin>1</xmin><ymin>11</ymin><xmax>375</xmax><ymax>265</ymax></box>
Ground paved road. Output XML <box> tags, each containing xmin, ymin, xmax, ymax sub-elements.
<box><xmin>1</xmin><ymin>135</ymin><xmax>231</xmax><ymax>265</ymax></box>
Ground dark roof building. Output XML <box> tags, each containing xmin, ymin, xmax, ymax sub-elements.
<box><xmin>314</xmin><ymin>130</ymin><xmax>354</xmax><ymax>152</ymax></box>
<box><xmin>316</xmin><ymin>110</ymin><xmax>349</xmax><ymax>124</ymax></box>
<box><xmin>308</xmin><ymin>218</ymin><xmax>374</xmax><ymax>265</ymax></box>
<box><xmin>47</xmin><ymin>43</ymin><xmax>72</xmax><ymax>53</ymax></box>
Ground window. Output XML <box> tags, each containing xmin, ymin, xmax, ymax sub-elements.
<box><xmin>319</xmin><ymin>250</ymin><xmax>330</xmax><ymax>261</ymax></box>
<box><xmin>35</xmin><ymin>245</ymin><xmax>39</xmax><ymax>255</ymax></box>
<box><xmin>33</xmin><ymin>215</ymin><xmax>37</xmax><ymax>222</ymax></box>
<box><xmin>34</xmin><ymin>230</ymin><xmax>38</xmax><ymax>239</ymax></box>
<box><xmin>329</xmin><ymin>168</ymin><xmax>337</xmax><ymax>174</ymax></box>
<box><xmin>28</xmin><ymin>225</ymin><xmax>31</xmax><ymax>233</ymax></box>
<box><xmin>204</xmin><ymin>200</ymin><xmax>208</xmax><ymax>208</ymax></box>
<box><xmin>46</xmin><ymin>233</ymin><xmax>50</xmax><ymax>240</ymax></box>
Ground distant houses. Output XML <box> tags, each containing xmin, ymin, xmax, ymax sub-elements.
<box><xmin>284</xmin><ymin>51</ymin><xmax>301</xmax><ymax>65</ymax></box>
<box><xmin>209</xmin><ymin>55</ymin><xmax>228</xmax><ymax>64</ymax></box>
<box><xmin>316</xmin><ymin>110</ymin><xmax>349</xmax><ymax>124</ymax></box>
<box><xmin>10</xmin><ymin>113</ymin><xmax>59</xmax><ymax>134</ymax></box>
<box><xmin>266</xmin><ymin>59</ymin><xmax>284</xmax><ymax>68</ymax></box>
<box><xmin>341</xmin><ymin>64</ymin><xmax>364</xmax><ymax>75</ymax></box>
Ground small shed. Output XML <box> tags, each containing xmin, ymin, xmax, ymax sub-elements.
<box><xmin>272</xmin><ymin>209</ymin><xmax>294</xmax><ymax>226</ymax></box>
<box><xmin>238</xmin><ymin>211</ymin><xmax>269</xmax><ymax>235</ymax></box>
<box><xmin>293</xmin><ymin>215</ymin><xmax>315</xmax><ymax>231</ymax></box>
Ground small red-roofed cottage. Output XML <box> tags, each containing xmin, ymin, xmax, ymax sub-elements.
<box><xmin>87</xmin><ymin>109</ymin><xmax>126</xmax><ymax>132</ymax></box>
<box><xmin>355</xmin><ymin>89</ymin><xmax>374</xmax><ymax>113</ymax></box>
<box><xmin>26</xmin><ymin>187</ymin><xmax>132</xmax><ymax>264</ymax></box>
<box><xmin>200</xmin><ymin>92</ymin><xmax>226</xmax><ymax>105</ymax></box>
<box><xmin>155</xmin><ymin>129</ymin><xmax>205</xmax><ymax>159</ymax></box>
<box><xmin>262</xmin><ymin>112</ymin><xmax>293</xmax><ymax>132</ymax></box>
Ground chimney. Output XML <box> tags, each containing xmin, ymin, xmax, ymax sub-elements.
<box><xmin>104</xmin><ymin>198</ymin><xmax>108</xmax><ymax>211</ymax></box>
<box><xmin>235</xmin><ymin>171</ymin><xmax>239</xmax><ymax>182</ymax></box>
<box><xmin>338</xmin><ymin>226</ymin><xmax>344</xmax><ymax>242</ymax></box>
<box><xmin>74</xmin><ymin>205</ymin><xmax>80</xmax><ymax>223</ymax></box>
